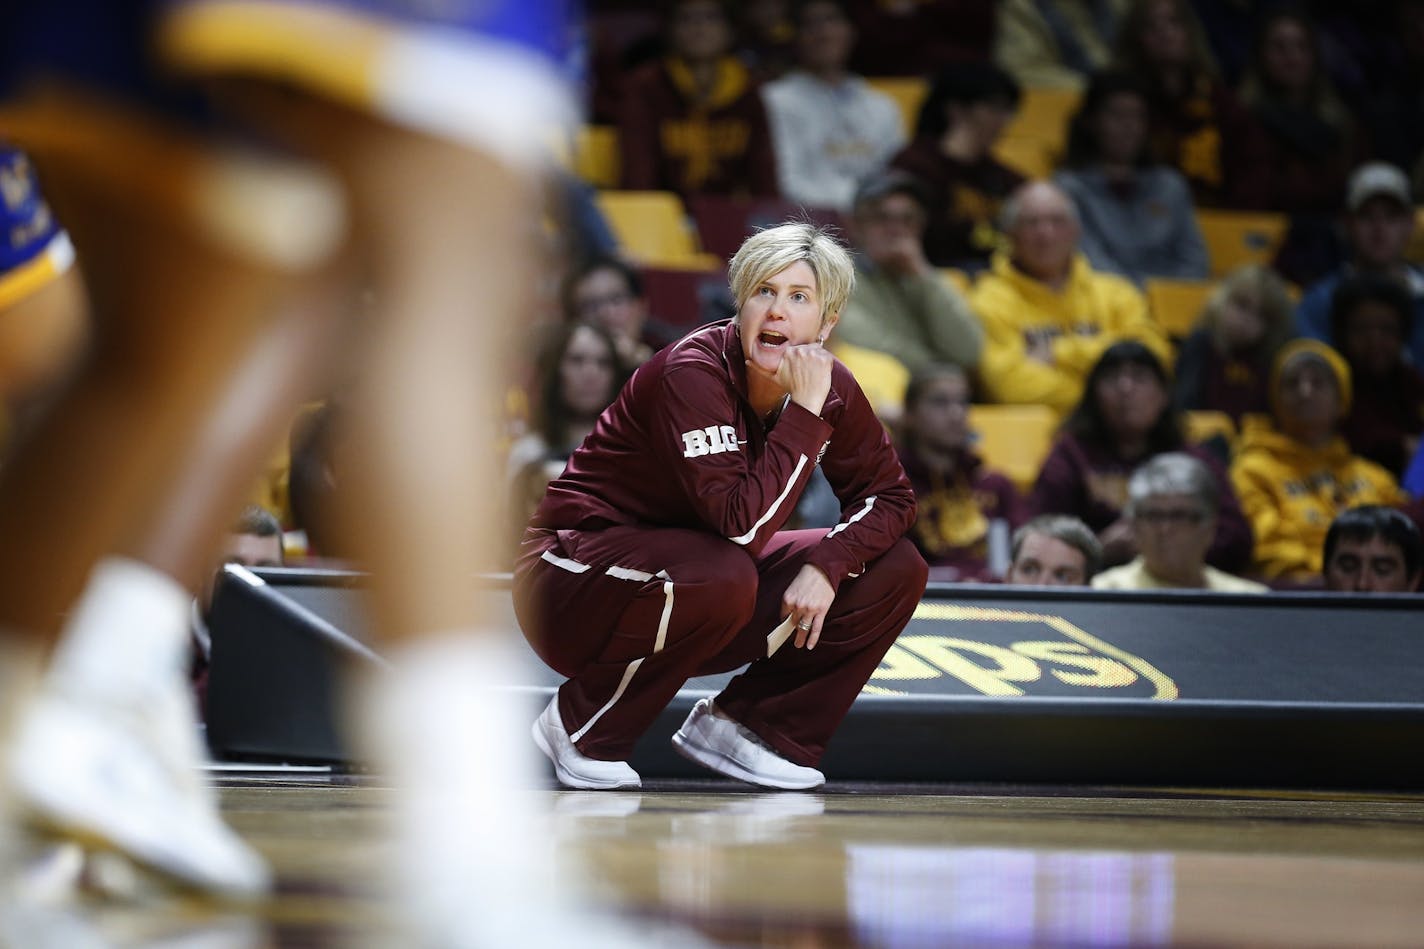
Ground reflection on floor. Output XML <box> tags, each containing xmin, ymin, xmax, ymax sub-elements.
<box><xmin>9</xmin><ymin>773</ymin><xmax>1424</xmax><ymax>947</ymax></box>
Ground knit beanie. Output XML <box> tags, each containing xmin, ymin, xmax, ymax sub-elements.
<box><xmin>1270</xmin><ymin>339</ymin><xmax>1352</xmax><ymax>418</ymax></box>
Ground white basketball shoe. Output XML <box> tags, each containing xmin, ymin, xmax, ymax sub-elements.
<box><xmin>672</xmin><ymin>698</ymin><xmax>826</xmax><ymax>790</ymax></box>
<box><xmin>532</xmin><ymin>695</ymin><xmax>641</xmax><ymax>790</ymax></box>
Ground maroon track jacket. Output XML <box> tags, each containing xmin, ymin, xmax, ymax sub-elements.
<box><xmin>531</xmin><ymin>321</ymin><xmax>916</xmax><ymax>592</ymax></box>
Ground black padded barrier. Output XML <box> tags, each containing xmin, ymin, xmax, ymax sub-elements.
<box><xmin>205</xmin><ymin>567</ymin><xmax>1424</xmax><ymax>789</ymax></box>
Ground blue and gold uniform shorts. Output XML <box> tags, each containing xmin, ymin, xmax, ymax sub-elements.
<box><xmin>0</xmin><ymin>0</ymin><xmax>581</xmax><ymax>171</ymax></box>
<box><xmin>0</xmin><ymin>145</ymin><xmax>74</xmax><ymax>308</ymax></box>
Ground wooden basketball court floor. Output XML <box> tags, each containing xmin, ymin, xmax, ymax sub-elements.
<box><xmin>30</xmin><ymin>770</ymin><xmax>1424</xmax><ymax>948</ymax></box>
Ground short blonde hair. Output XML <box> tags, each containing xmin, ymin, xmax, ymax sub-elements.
<box><xmin>727</xmin><ymin>222</ymin><xmax>855</xmax><ymax>325</ymax></box>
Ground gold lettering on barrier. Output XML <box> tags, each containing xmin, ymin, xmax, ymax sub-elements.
<box><xmin>1011</xmin><ymin>641</ymin><xmax>1138</xmax><ymax>688</ymax></box>
<box><xmin>861</xmin><ymin>602</ymin><xmax>1180</xmax><ymax>699</ymax></box>
<box><xmin>897</xmin><ymin>636</ymin><xmax>1041</xmax><ymax>697</ymax></box>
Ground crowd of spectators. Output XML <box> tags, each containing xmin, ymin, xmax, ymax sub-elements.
<box><xmin>240</xmin><ymin>0</ymin><xmax>1424</xmax><ymax>595</ymax></box>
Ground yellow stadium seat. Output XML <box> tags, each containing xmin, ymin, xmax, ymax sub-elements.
<box><xmin>831</xmin><ymin>342</ymin><xmax>909</xmax><ymax>425</ymax></box>
<box><xmin>593</xmin><ymin>190</ymin><xmax>720</xmax><ymax>270</ymax></box>
<box><xmin>866</xmin><ymin>77</ymin><xmax>928</xmax><ymax>138</ymax></box>
<box><xmin>992</xmin><ymin>134</ymin><xmax>1056</xmax><ymax>179</ymax></box>
<box><xmin>1194</xmin><ymin>210</ymin><xmax>1289</xmax><ymax>277</ymax></box>
<box><xmin>1183</xmin><ymin>410</ymin><xmax>1236</xmax><ymax>447</ymax></box>
<box><xmin>984</xmin><ymin>88</ymin><xmax>1083</xmax><ymax>179</ymax></box>
<box><xmin>1004</xmin><ymin>87</ymin><xmax>1081</xmax><ymax>142</ymax></box>
<box><xmin>574</xmin><ymin>125</ymin><xmax>619</xmax><ymax>188</ymax></box>
<box><xmin>1145</xmin><ymin>278</ymin><xmax>1213</xmax><ymax>339</ymax></box>
<box><xmin>967</xmin><ymin>403</ymin><xmax>1059</xmax><ymax>492</ymax></box>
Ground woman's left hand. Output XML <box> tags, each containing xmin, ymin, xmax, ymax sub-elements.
<box><xmin>783</xmin><ymin>564</ymin><xmax>835</xmax><ymax>650</ymax></box>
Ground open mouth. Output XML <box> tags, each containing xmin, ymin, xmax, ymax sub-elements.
<box><xmin>757</xmin><ymin>330</ymin><xmax>788</xmax><ymax>349</ymax></box>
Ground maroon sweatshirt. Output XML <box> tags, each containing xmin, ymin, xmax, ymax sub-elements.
<box><xmin>617</xmin><ymin>57</ymin><xmax>779</xmax><ymax>199</ymax></box>
<box><xmin>532</xmin><ymin>321</ymin><xmax>916</xmax><ymax>591</ymax></box>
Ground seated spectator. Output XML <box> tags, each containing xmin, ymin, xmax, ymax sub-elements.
<box><xmin>192</xmin><ymin>505</ymin><xmax>286</xmax><ymax>715</ymax></box>
<box><xmin>1004</xmin><ymin>514</ymin><xmax>1101</xmax><ymax>586</ymax></box>
<box><xmin>1330</xmin><ymin>275</ymin><xmax>1424</xmax><ymax>479</ymax></box>
<box><xmin>760</xmin><ymin>0</ymin><xmax>905</xmax><ymax>212</ymax></box>
<box><xmin>849</xmin><ymin>0</ymin><xmax>995</xmax><ymax>77</ymax></box>
<box><xmin>897</xmin><ymin>363</ymin><xmax>1028</xmax><ymax>582</ymax></box>
<box><xmin>970</xmin><ymin>180</ymin><xmax>1170</xmax><ymax>415</ymax></box>
<box><xmin>1296</xmin><ymin>162</ymin><xmax>1424</xmax><ymax>369</ymax></box>
<box><xmin>618</xmin><ymin>0</ymin><xmax>778</xmax><ymax>199</ymax></box>
<box><xmin>1054</xmin><ymin>70</ymin><xmax>1209</xmax><ymax>287</ymax></box>
<box><xmin>1321</xmin><ymin>505</ymin><xmax>1423</xmax><ymax>594</ymax></box>
<box><xmin>1237</xmin><ymin>6</ymin><xmax>1359</xmax><ymax>285</ymax></box>
<box><xmin>833</xmin><ymin>171</ymin><xmax>984</xmax><ymax>377</ymax></box>
<box><xmin>889</xmin><ymin>62</ymin><xmax>1025</xmax><ymax>269</ymax></box>
<box><xmin>1030</xmin><ymin>340</ymin><xmax>1252</xmax><ymax>571</ymax></box>
<box><xmin>1112</xmin><ymin>0</ymin><xmax>1270</xmax><ymax>209</ymax></box>
<box><xmin>562</xmin><ymin>256</ymin><xmax>682</xmax><ymax>367</ymax></box>
<box><xmin>507</xmin><ymin>321</ymin><xmax>629</xmax><ymax>539</ymax></box>
<box><xmin>1172</xmin><ymin>264</ymin><xmax>1295</xmax><ymax>425</ymax></box>
<box><xmin>1230</xmin><ymin>340</ymin><xmax>1406</xmax><ymax>582</ymax></box>
<box><xmin>1092</xmin><ymin>453</ymin><xmax>1267</xmax><ymax>591</ymax></box>
<box><xmin>995</xmin><ymin>0</ymin><xmax>1129</xmax><ymax>91</ymax></box>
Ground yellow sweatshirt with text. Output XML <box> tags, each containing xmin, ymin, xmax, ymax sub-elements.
<box><xmin>1229</xmin><ymin>424</ymin><xmax>1405</xmax><ymax>581</ymax></box>
<box><xmin>970</xmin><ymin>252</ymin><xmax>1169</xmax><ymax>415</ymax></box>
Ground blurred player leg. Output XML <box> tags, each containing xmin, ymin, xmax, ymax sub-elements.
<box><xmin>3</xmin><ymin>2</ymin><xmax>709</xmax><ymax>940</ymax></box>
<box><xmin>0</xmin><ymin>101</ymin><xmax>348</xmax><ymax>896</ymax></box>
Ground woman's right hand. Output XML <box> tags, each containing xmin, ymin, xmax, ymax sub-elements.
<box><xmin>759</xmin><ymin>341</ymin><xmax>834</xmax><ymax>416</ymax></box>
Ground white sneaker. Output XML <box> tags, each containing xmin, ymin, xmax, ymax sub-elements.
<box><xmin>533</xmin><ymin>696</ymin><xmax>641</xmax><ymax>791</ymax></box>
<box><xmin>5</xmin><ymin>687</ymin><xmax>270</xmax><ymax>900</ymax></box>
<box><xmin>671</xmin><ymin>699</ymin><xmax>825</xmax><ymax>790</ymax></box>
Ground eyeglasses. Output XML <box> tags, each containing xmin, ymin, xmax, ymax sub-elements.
<box><xmin>1135</xmin><ymin>507</ymin><xmax>1208</xmax><ymax>526</ymax></box>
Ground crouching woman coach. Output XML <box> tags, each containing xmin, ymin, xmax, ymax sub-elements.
<box><xmin>513</xmin><ymin>222</ymin><xmax>928</xmax><ymax>791</ymax></box>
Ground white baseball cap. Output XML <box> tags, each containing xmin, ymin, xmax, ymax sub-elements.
<box><xmin>1346</xmin><ymin>162</ymin><xmax>1411</xmax><ymax>212</ymax></box>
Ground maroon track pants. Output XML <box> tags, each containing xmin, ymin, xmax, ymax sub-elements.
<box><xmin>512</xmin><ymin>526</ymin><xmax>927</xmax><ymax>766</ymax></box>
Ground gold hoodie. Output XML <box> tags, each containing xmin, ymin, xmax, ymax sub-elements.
<box><xmin>970</xmin><ymin>252</ymin><xmax>1169</xmax><ymax>415</ymax></box>
<box><xmin>1230</xmin><ymin>423</ymin><xmax>1404</xmax><ymax>581</ymax></box>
